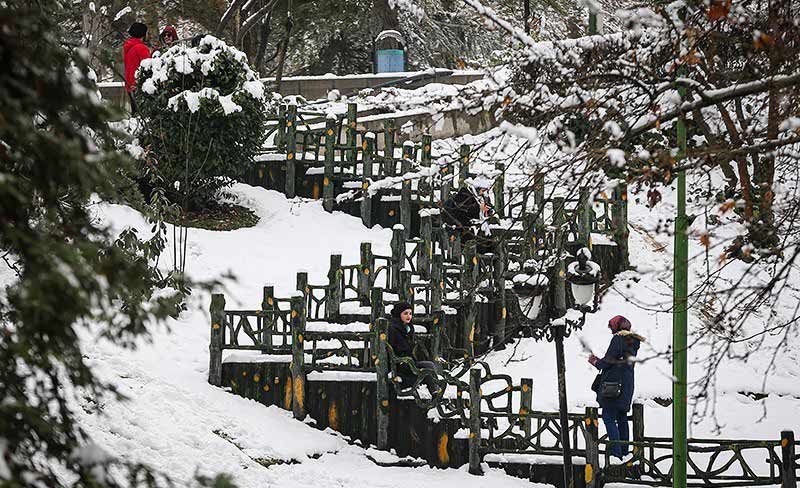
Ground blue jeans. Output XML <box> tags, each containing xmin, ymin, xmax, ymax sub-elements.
<box><xmin>602</xmin><ymin>406</ymin><xmax>630</xmax><ymax>458</ymax></box>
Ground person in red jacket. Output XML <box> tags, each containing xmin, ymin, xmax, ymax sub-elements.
<box><xmin>157</xmin><ymin>25</ymin><xmax>178</xmax><ymax>51</ymax></box>
<box><xmin>123</xmin><ymin>22</ymin><xmax>150</xmax><ymax>113</ymax></box>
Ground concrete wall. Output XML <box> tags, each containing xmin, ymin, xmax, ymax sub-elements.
<box><xmin>358</xmin><ymin>107</ymin><xmax>497</xmax><ymax>147</ymax></box>
<box><xmin>97</xmin><ymin>70</ymin><xmax>485</xmax><ymax>111</ymax></box>
<box><xmin>264</xmin><ymin>70</ymin><xmax>485</xmax><ymax>101</ymax></box>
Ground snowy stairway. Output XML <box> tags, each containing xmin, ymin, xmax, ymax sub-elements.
<box><xmin>218</xmin><ymin>340</ymin><xmax>470</xmax><ymax>468</ymax></box>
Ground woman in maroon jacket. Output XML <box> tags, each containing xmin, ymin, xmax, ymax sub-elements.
<box><xmin>123</xmin><ymin>22</ymin><xmax>150</xmax><ymax>113</ymax></box>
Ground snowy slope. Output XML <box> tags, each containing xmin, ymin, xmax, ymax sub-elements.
<box><xmin>25</xmin><ymin>137</ymin><xmax>799</xmax><ymax>486</ymax></box>
<box><xmin>73</xmin><ymin>184</ymin><xmax>542</xmax><ymax>487</ymax></box>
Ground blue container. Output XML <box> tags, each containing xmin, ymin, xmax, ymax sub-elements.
<box><xmin>376</xmin><ymin>49</ymin><xmax>405</xmax><ymax>73</ymax></box>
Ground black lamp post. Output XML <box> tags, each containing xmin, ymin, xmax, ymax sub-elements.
<box><xmin>512</xmin><ymin>247</ymin><xmax>600</xmax><ymax>488</ymax></box>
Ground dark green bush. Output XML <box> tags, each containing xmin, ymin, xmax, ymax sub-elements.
<box><xmin>136</xmin><ymin>35</ymin><xmax>272</xmax><ymax>209</ymax></box>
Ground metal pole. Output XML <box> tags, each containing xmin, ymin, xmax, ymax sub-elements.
<box><xmin>555</xmin><ymin>325</ymin><xmax>573</xmax><ymax>488</ymax></box>
<box><xmin>672</xmin><ymin>74</ymin><xmax>689</xmax><ymax>488</ymax></box>
<box><xmin>552</xmin><ymin>197</ymin><xmax>573</xmax><ymax>488</ymax></box>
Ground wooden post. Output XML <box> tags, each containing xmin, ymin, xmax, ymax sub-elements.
<box><xmin>612</xmin><ymin>182</ymin><xmax>629</xmax><ymax>270</ymax></box>
<box><xmin>632</xmin><ymin>402</ymin><xmax>645</xmax><ymax>442</ymax></box>
<box><xmin>519</xmin><ymin>378</ymin><xmax>532</xmax><ymax>438</ymax></box>
<box><xmin>463</xmin><ymin>241</ymin><xmax>478</xmax><ymax>290</ymax></box>
<box><xmin>441</xmin><ymin>163</ymin><xmax>453</xmax><ymax>203</ymax></box>
<box><xmin>285</xmin><ymin>103</ymin><xmax>297</xmax><ymax>198</ymax></box>
<box><xmin>468</xmin><ymin>368</ymin><xmax>483</xmax><ymax>475</ymax></box>
<box><xmin>370</xmin><ymin>287</ymin><xmax>384</xmax><ymax>331</ymax></box>
<box><xmin>400</xmin><ymin>141</ymin><xmax>413</xmax><ymax>239</ymax></box>
<box><xmin>494</xmin><ymin>162</ymin><xmax>505</xmax><ymax>218</ymax></box>
<box><xmin>209</xmin><ymin>293</ymin><xmax>225</xmax><ymax>386</ymax></box>
<box><xmin>420</xmin><ymin>134</ymin><xmax>433</xmax><ymax>203</ymax></box>
<box><xmin>390</xmin><ymin>225</ymin><xmax>404</xmax><ymax>293</ymax></box>
<box><xmin>578</xmin><ymin>188</ymin><xmax>593</xmax><ymax>248</ymax></box>
<box><xmin>361</xmin><ymin>133</ymin><xmax>375</xmax><ymax>227</ymax></box>
<box><xmin>552</xmin><ymin>197</ymin><xmax>566</xmax><ymax>316</ymax></box>
<box><xmin>276</xmin><ymin>104</ymin><xmax>287</xmax><ymax>150</ymax></box>
<box><xmin>463</xmin><ymin>242</ymin><xmax>478</xmax><ymax>359</ymax></box>
<box><xmin>346</xmin><ymin>102</ymin><xmax>358</xmax><ymax>166</ymax></box>
<box><xmin>290</xmin><ymin>294</ymin><xmax>306</xmax><ymax>419</ymax></box>
<box><xmin>375</xmin><ymin>317</ymin><xmax>390</xmax><ymax>450</ymax></box>
<box><xmin>326</xmin><ymin>254</ymin><xmax>342</xmax><ymax>321</ymax></box>
<box><xmin>452</xmin><ymin>232</ymin><xmax>462</xmax><ymax>263</ymax></box>
<box><xmin>584</xmin><ymin>406</ymin><xmax>600</xmax><ymax>488</ymax></box>
<box><xmin>522</xmin><ymin>211</ymin><xmax>536</xmax><ymax>261</ymax></box>
<box><xmin>400</xmin><ymin>269</ymin><xmax>413</xmax><ymax>305</ymax></box>
<box><xmin>492</xmin><ymin>248</ymin><xmax>506</xmax><ymax>348</ymax></box>
<box><xmin>781</xmin><ymin>430</ymin><xmax>797</xmax><ymax>488</ymax></box>
<box><xmin>261</xmin><ymin>286</ymin><xmax>274</xmax><ymax>353</ymax></box>
<box><xmin>383</xmin><ymin>118</ymin><xmax>396</xmax><ymax>175</ymax></box>
<box><xmin>465</xmin><ymin>300</ymin><xmax>477</xmax><ymax>361</ymax></box>
<box><xmin>359</xmin><ymin>242</ymin><xmax>373</xmax><ymax>306</ymax></box>
<box><xmin>431</xmin><ymin>253</ymin><xmax>443</xmax><ymax>311</ymax></box>
<box><xmin>296</xmin><ymin>271</ymin><xmax>308</xmax><ymax>298</ymax></box>
<box><xmin>534</xmin><ymin>174</ymin><xmax>545</xmax><ymax>248</ymax></box>
<box><xmin>418</xmin><ymin>213</ymin><xmax>432</xmax><ymax>279</ymax></box>
<box><xmin>323</xmin><ymin>117</ymin><xmax>336</xmax><ymax>212</ymax></box>
<box><xmin>458</xmin><ymin>144</ymin><xmax>470</xmax><ymax>188</ymax></box>
<box><xmin>432</xmin><ymin>310</ymin><xmax>444</xmax><ymax>362</ymax></box>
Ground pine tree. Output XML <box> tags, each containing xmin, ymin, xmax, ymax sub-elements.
<box><xmin>0</xmin><ymin>3</ymin><xmax>212</xmax><ymax>485</ymax></box>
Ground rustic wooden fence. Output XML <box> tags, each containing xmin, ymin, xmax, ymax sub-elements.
<box><xmin>211</xmin><ymin>292</ymin><xmax>800</xmax><ymax>488</ymax></box>
<box><xmin>459</xmin><ymin>365</ymin><xmax>799</xmax><ymax>488</ymax></box>
<box><xmin>207</xmin><ymin>101</ymin><xmax>800</xmax><ymax>487</ymax></box>
<box><xmin>243</xmin><ymin>102</ymin><xmax>629</xmax><ymax>266</ymax></box>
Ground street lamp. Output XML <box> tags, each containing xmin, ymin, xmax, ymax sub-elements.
<box><xmin>511</xmin><ymin>272</ymin><xmax>549</xmax><ymax>320</ymax></box>
<box><xmin>512</xmin><ymin>246</ymin><xmax>600</xmax><ymax>488</ymax></box>
<box><xmin>567</xmin><ymin>247</ymin><xmax>601</xmax><ymax>311</ymax></box>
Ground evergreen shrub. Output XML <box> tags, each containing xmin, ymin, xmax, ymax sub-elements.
<box><xmin>136</xmin><ymin>35</ymin><xmax>272</xmax><ymax>209</ymax></box>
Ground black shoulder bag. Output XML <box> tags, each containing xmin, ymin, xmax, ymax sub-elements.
<box><xmin>592</xmin><ymin>357</ymin><xmax>623</xmax><ymax>399</ymax></box>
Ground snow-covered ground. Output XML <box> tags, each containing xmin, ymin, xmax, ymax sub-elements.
<box><xmin>18</xmin><ymin>130</ymin><xmax>797</xmax><ymax>486</ymax></box>
<box><xmin>72</xmin><ymin>185</ymin><xmax>544</xmax><ymax>487</ymax></box>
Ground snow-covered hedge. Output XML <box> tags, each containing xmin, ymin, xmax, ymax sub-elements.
<box><xmin>136</xmin><ymin>35</ymin><xmax>272</xmax><ymax>209</ymax></box>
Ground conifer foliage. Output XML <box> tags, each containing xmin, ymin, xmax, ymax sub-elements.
<box><xmin>0</xmin><ymin>3</ymin><xmax>201</xmax><ymax>486</ymax></box>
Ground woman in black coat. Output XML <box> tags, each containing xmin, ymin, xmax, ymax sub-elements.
<box><xmin>589</xmin><ymin>315</ymin><xmax>645</xmax><ymax>461</ymax></box>
<box><xmin>387</xmin><ymin>302</ymin><xmax>437</xmax><ymax>391</ymax></box>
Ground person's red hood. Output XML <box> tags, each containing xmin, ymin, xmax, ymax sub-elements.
<box><xmin>124</xmin><ymin>37</ymin><xmax>145</xmax><ymax>55</ymax></box>
<box><xmin>161</xmin><ymin>26</ymin><xmax>178</xmax><ymax>39</ymax></box>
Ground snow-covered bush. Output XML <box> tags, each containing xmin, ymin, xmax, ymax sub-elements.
<box><xmin>136</xmin><ymin>35</ymin><xmax>271</xmax><ymax>209</ymax></box>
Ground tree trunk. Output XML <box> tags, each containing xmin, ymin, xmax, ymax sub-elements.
<box><xmin>145</xmin><ymin>2</ymin><xmax>159</xmax><ymax>43</ymax></box>
<box><xmin>749</xmin><ymin>0</ymin><xmax>783</xmax><ymax>249</ymax></box>
<box><xmin>274</xmin><ymin>12</ymin><xmax>293</xmax><ymax>93</ymax></box>
<box><xmin>255</xmin><ymin>10</ymin><xmax>273</xmax><ymax>74</ymax></box>
<box><xmin>375</xmin><ymin>0</ymin><xmax>400</xmax><ymax>31</ymax></box>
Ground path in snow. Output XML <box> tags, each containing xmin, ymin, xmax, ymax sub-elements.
<box><xmin>75</xmin><ymin>184</ymin><xmax>546</xmax><ymax>487</ymax></box>
<box><xmin>63</xmin><ymin>173</ymin><xmax>798</xmax><ymax>485</ymax></box>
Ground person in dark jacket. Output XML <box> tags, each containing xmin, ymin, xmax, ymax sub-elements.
<box><xmin>123</xmin><ymin>22</ymin><xmax>151</xmax><ymax>113</ymax></box>
<box><xmin>442</xmin><ymin>177</ymin><xmax>495</xmax><ymax>253</ymax></box>
<box><xmin>387</xmin><ymin>302</ymin><xmax>437</xmax><ymax>392</ymax></box>
<box><xmin>589</xmin><ymin>315</ymin><xmax>645</xmax><ymax>460</ymax></box>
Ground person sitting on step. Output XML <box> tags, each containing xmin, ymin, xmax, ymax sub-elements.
<box><xmin>387</xmin><ymin>302</ymin><xmax>437</xmax><ymax>394</ymax></box>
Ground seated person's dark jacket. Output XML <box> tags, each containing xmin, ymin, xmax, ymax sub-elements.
<box><xmin>389</xmin><ymin>316</ymin><xmax>424</xmax><ymax>380</ymax></box>
<box><xmin>442</xmin><ymin>186</ymin><xmax>480</xmax><ymax>228</ymax></box>
<box><xmin>388</xmin><ymin>316</ymin><xmax>415</xmax><ymax>358</ymax></box>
